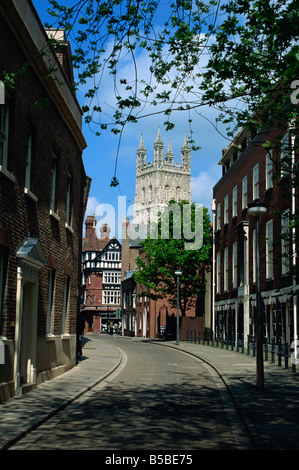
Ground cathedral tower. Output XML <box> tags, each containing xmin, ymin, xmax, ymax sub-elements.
<box><xmin>134</xmin><ymin>128</ymin><xmax>191</xmax><ymax>225</ymax></box>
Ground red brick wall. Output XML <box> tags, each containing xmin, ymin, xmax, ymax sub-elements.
<box><xmin>213</xmin><ymin>128</ymin><xmax>293</xmax><ymax>300</ymax></box>
<box><xmin>0</xmin><ymin>6</ymin><xmax>86</xmax><ymax>388</ymax></box>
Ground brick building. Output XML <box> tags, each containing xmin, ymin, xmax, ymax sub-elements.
<box><xmin>0</xmin><ymin>0</ymin><xmax>89</xmax><ymax>401</ymax></box>
<box><xmin>81</xmin><ymin>216</ymin><xmax>122</xmax><ymax>333</ymax></box>
<box><xmin>121</xmin><ymin>219</ymin><xmax>206</xmax><ymax>339</ymax></box>
<box><xmin>212</xmin><ymin>122</ymin><xmax>298</xmax><ymax>348</ymax></box>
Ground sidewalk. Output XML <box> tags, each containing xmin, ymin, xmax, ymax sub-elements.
<box><xmin>0</xmin><ymin>335</ymin><xmax>123</xmax><ymax>450</ymax></box>
<box><xmin>1</xmin><ymin>334</ymin><xmax>299</xmax><ymax>450</ymax></box>
<box><xmin>158</xmin><ymin>339</ymin><xmax>299</xmax><ymax>450</ymax></box>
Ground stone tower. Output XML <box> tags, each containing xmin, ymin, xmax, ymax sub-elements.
<box><xmin>134</xmin><ymin>128</ymin><xmax>191</xmax><ymax>225</ymax></box>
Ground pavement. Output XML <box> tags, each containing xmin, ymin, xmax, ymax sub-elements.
<box><xmin>0</xmin><ymin>333</ymin><xmax>299</xmax><ymax>451</ymax></box>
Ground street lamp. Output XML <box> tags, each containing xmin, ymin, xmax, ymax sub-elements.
<box><xmin>247</xmin><ymin>203</ymin><xmax>267</xmax><ymax>388</ymax></box>
<box><xmin>175</xmin><ymin>270</ymin><xmax>182</xmax><ymax>345</ymax></box>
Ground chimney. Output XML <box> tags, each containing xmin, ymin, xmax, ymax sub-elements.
<box><xmin>100</xmin><ymin>224</ymin><xmax>111</xmax><ymax>239</ymax></box>
<box><xmin>85</xmin><ymin>215</ymin><xmax>97</xmax><ymax>240</ymax></box>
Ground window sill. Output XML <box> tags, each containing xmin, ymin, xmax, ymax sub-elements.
<box><xmin>65</xmin><ymin>222</ymin><xmax>74</xmax><ymax>234</ymax></box>
<box><xmin>0</xmin><ymin>165</ymin><xmax>16</xmax><ymax>183</ymax></box>
<box><xmin>49</xmin><ymin>209</ymin><xmax>60</xmax><ymax>221</ymax></box>
<box><xmin>24</xmin><ymin>187</ymin><xmax>38</xmax><ymax>202</ymax></box>
<box><xmin>61</xmin><ymin>333</ymin><xmax>70</xmax><ymax>340</ymax></box>
<box><xmin>45</xmin><ymin>334</ymin><xmax>57</xmax><ymax>342</ymax></box>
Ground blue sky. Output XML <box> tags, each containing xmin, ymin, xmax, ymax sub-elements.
<box><xmin>33</xmin><ymin>0</ymin><xmax>229</xmax><ymax>239</ymax></box>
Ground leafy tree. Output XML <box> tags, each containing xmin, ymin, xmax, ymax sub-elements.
<box><xmin>133</xmin><ymin>201</ymin><xmax>212</xmax><ymax>315</ymax></box>
<box><xmin>35</xmin><ymin>0</ymin><xmax>299</xmax><ymax>187</ymax></box>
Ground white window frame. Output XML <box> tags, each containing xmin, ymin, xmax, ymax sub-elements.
<box><xmin>253</xmin><ymin>164</ymin><xmax>259</xmax><ymax>200</ymax></box>
<box><xmin>217</xmin><ymin>202</ymin><xmax>221</xmax><ymax>230</ymax></box>
<box><xmin>232</xmin><ymin>186</ymin><xmax>238</xmax><ymax>217</ymax></box>
<box><xmin>216</xmin><ymin>251</ymin><xmax>221</xmax><ymax>293</ymax></box>
<box><xmin>224</xmin><ymin>247</ymin><xmax>229</xmax><ymax>291</ymax></box>
<box><xmin>224</xmin><ymin>195</ymin><xmax>229</xmax><ymax>224</ymax></box>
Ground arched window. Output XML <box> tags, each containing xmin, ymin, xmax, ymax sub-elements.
<box><xmin>176</xmin><ymin>187</ymin><xmax>181</xmax><ymax>201</ymax></box>
<box><xmin>165</xmin><ymin>185</ymin><xmax>170</xmax><ymax>201</ymax></box>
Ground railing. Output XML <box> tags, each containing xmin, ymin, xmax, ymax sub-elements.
<box><xmin>185</xmin><ymin>329</ymin><xmax>297</xmax><ymax>373</ymax></box>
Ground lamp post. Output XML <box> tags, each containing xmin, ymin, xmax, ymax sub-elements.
<box><xmin>175</xmin><ymin>270</ymin><xmax>182</xmax><ymax>345</ymax></box>
<box><xmin>247</xmin><ymin>203</ymin><xmax>267</xmax><ymax>388</ymax></box>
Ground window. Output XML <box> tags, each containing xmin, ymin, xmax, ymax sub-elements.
<box><xmin>50</xmin><ymin>154</ymin><xmax>58</xmax><ymax>214</ymax></box>
<box><xmin>216</xmin><ymin>251</ymin><xmax>221</xmax><ymax>293</ymax></box>
<box><xmin>176</xmin><ymin>187</ymin><xmax>181</xmax><ymax>201</ymax></box>
<box><xmin>0</xmin><ymin>246</ymin><xmax>8</xmax><ymax>331</ymax></box>
<box><xmin>66</xmin><ymin>173</ymin><xmax>72</xmax><ymax>226</ymax></box>
<box><xmin>281</xmin><ymin>210</ymin><xmax>290</xmax><ymax>275</ymax></box>
<box><xmin>103</xmin><ymin>290</ymin><xmax>120</xmax><ymax>305</ymax></box>
<box><xmin>224</xmin><ymin>247</ymin><xmax>229</xmax><ymax>291</ymax></box>
<box><xmin>265</xmin><ymin>152</ymin><xmax>273</xmax><ymax>189</ymax></box>
<box><xmin>232</xmin><ymin>186</ymin><xmax>238</xmax><ymax>217</ymax></box>
<box><xmin>280</xmin><ymin>132</ymin><xmax>290</xmax><ymax>177</ymax></box>
<box><xmin>0</xmin><ymin>103</ymin><xmax>9</xmax><ymax>169</ymax></box>
<box><xmin>104</xmin><ymin>272</ymin><xmax>121</xmax><ymax>284</ymax></box>
<box><xmin>46</xmin><ymin>269</ymin><xmax>55</xmax><ymax>334</ymax></box>
<box><xmin>232</xmin><ymin>242</ymin><xmax>238</xmax><ymax>288</ymax></box>
<box><xmin>266</xmin><ymin>220</ymin><xmax>274</xmax><ymax>279</ymax></box>
<box><xmin>252</xmin><ymin>229</ymin><xmax>256</xmax><ymax>283</ymax></box>
<box><xmin>217</xmin><ymin>202</ymin><xmax>221</xmax><ymax>230</ymax></box>
<box><xmin>253</xmin><ymin>164</ymin><xmax>259</xmax><ymax>200</ymax></box>
<box><xmin>224</xmin><ymin>195</ymin><xmax>229</xmax><ymax>224</ymax></box>
<box><xmin>242</xmin><ymin>176</ymin><xmax>247</xmax><ymax>209</ymax></box>
<box><xmin>165</xmin><ymin>185</ymin><xmax>170</xmax><ymax>201</ymax></box>
<box><xmin>62</xmin><ymin>275</ymin><xmax>70</xmax><ymax>333</ymax></box>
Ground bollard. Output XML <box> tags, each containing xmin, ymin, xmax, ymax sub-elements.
<box><xmin>265</xmin><ymin>338</ymin><xmax>268</xmax><ymax>362</ymax></box>
<box><xmin>203</xmin><ymin>330</ymin><xmax>205</xmax><ymax>345</ymax></box>
<box><xmin>237</xmin><ymin>333</ymin><xmax>239</xmax><ymax>353</ymax></box>
<box><xmin>190</xmin><ymin>329</ymin><xmax>193</xmax><ymax>343</ymax></box>
<box><xmin>194</xmin><ymin>329</ymin><xmax>197</xmax><ymax>344</ymax></box>
<box><xmin>271</xmin><ymin>338</ymin><xmax>275</xmax><ymax>363</ymax></box>
<box><xmin>242</xmin><ymin>334</ymin><xmax>244</xmax><ymax>354</ymax></box>
<box><xmin>247</xmin><ymin>335</ymin><xmax>250</xmax><ymax>355</ymax></box>
<box><xmin>186</xmin><ymin>329</ymin><xmax>189</xmax><ymax>342</ymax></box>
<box><xmin>198</xmin><ymin>330</ymin><xmax>201</xmax><ymax>344</ymax></box>
<box><xmin>278</xmin><ymin>338</ymin><xmax>282</xmax><ymax>367</ymax></box>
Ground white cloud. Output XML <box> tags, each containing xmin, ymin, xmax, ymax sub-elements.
<box><xmin>191</xmin><ymin>171</ymin><xmax>217</xmax><ymax>212</ymax></box>
<box><xmin>86</xmin><ymin>196</ymin><xmax>100</xmax><ymax>216</ymax></box>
